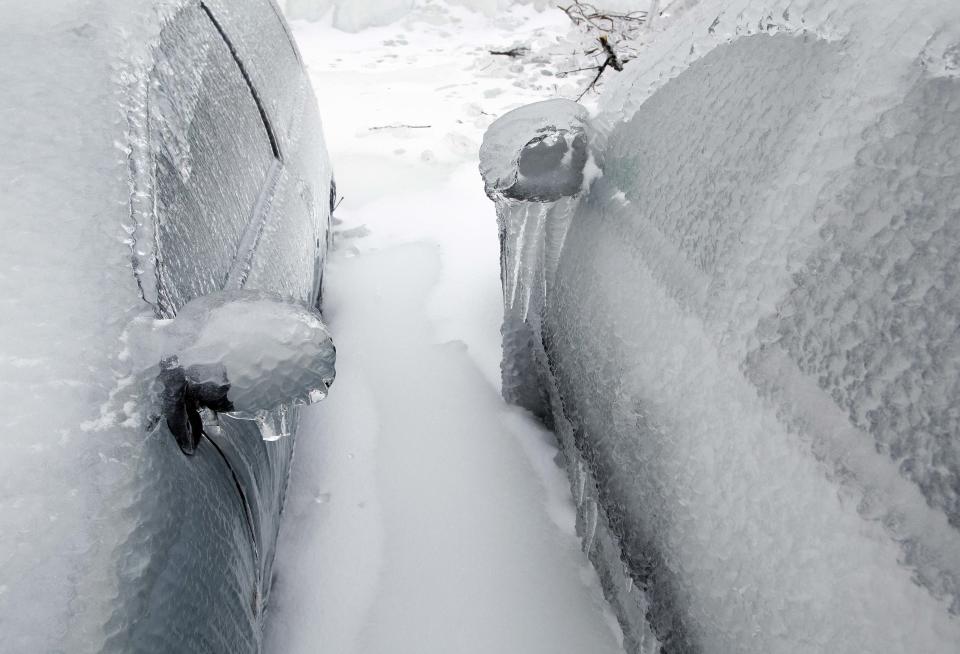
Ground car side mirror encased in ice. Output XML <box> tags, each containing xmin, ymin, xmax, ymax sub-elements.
<box><xmin>479</xmin><ymin>98</ymin><xmax>593</xmax><ymax>203</ymax></box>
<box><xmin>152</xmin><ymin>290</ymin><xmax>336</xmax><ymax>454</ymax></box>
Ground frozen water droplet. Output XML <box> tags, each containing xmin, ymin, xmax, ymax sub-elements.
<box><xmin>256</xmin><ymin>413</ymin><xmax>281</xmax><ymax>442</ymax></box>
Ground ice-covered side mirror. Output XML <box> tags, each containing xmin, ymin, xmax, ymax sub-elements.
<box><xmin>479</xmin><ymin>98</ymin><xmax>592</xmax><ymax>203</ymax></box>
<box><xmin>154</xmin><ymin>290</ymin><xmax>336</xmax><ymax>454</ymax></box>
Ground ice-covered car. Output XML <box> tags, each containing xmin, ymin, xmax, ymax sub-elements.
<box><xmin>482</xmin><ymin>1</ymin><xmax>960</xmax><ymax>652</ymax></box>
<box><xmin>0</xmin><ymin>0</ymin><xmax>334</xmax><ymax>651</ymax></box>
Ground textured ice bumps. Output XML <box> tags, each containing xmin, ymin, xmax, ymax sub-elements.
<box><xmin>480</xmin><ymin>99</ymin><xmax>590</xmax><ymax>203</ymax></box>
<box><xmin>482</xmin><ymin>2</ymin><xmax>960</xmax><ymax>652</ymax></box>
<box><xmin>480</xmin><ymin>99</ymin><xmax>589</xmax><ymax>418</ymax></box>
<box><xmin>168</xmin><ymin>290</ymin><xmax>336</xmax><ymax>415</ymax></box>
<box><xmin>158</xmin><ymin>290</ymin><xmax>336</xmax><ymax>448</ymax></box>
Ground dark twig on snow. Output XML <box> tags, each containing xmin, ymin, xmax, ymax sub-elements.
<box><xmin>557</xmin><ymin>65</ymin><xmax>603</xmax><ymax>78</ymax></box>
<box><xmin>368</xmin><ymin>124</ymin><xmax>432</xmax><ymax>131</ymax></box>
<box><xmin>600</xmin><ymin>33</ymin><xmax>624</xmax><ymax>72</ymax></box>
<box><xmin>556</xmin><ymin>2</ymin><xmax>640</xmax><ymax>101</ymax></box>
<box><xmin>489</xmin><ymin>46</ymin><xmax>530</xmax><ymax>58</ymax></box>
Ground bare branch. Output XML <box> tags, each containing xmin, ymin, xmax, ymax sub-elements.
<box><xmin>556</xmin><ymin>2</ymin><xmax>643</xmax><ymax>100</ymax></box>
<box><xmin>599</xmin><ymin>34</ymin><xmax>623</xmax><ymax>71</ymax></box>
<box><xmin>574</xmin><ymin>35</ymin><xmax>624</xmax><ymax>101</ymax></box>
<box><xmin>489</xmin><ymin>47</ymin><xmax>530</xmax><ymax>58</ymax></box>
<box><xmin>576</xmin><ymin>61</ymin><xmax>608</xmax><ymax>101</ymax></box>
<box><xmin>558</xmin><ymin>1</ymin><xmax>647</xmax><ymax>33</ymax></box>
<box><xmin>368</xmin><ymin>124</ymin><xmax>432</xmax><ymax>131</ymax></box>
<box><xmin>557</xmin><ymin>65</ymin><xmax>604</xmax><ymax>78</ymax></box>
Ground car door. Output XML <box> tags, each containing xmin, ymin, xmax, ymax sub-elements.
<box><xmin>149</xmin><ymin>2</ymin><xmax>279</xmax><ymax>316</ymax></box>
<box><xmin>110</xmin><ymin>3</ymin><xmax>302</xmax><ymax>651</ymax></box>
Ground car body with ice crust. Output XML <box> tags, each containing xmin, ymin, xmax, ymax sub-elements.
<box><xmin>481</xmin><ymin>2</ymin><xmax>960</xmax><ymax>651</ymax></box>
<box><xmin>0</xmin><ymin>0</ymin><xmax>332</xmax><ymax>651</ymax></box>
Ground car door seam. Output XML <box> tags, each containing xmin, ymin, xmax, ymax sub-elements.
<box><xmin>199</xmin><ymin>1</ymin><xmax>282</xmax><ymax>161</ymax></box>
<box><xmin>225</xmin><ymin>160</ymin><xmax>284</xmax><ymax>290</ymax></box>
<box><xmin>202</xmin><ymin>430</ymin><xmax>262</xmax><ymax>581</ymax></box>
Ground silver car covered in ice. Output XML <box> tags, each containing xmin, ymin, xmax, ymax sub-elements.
<box><xmin>482</xmin><ymin>1</ymin><xmax>960</xmax><ymax>651</ymax></box>
<box><xmin>0</xmin><ymin>0</ymin><xmax>333</xmax><ymax>651</ymax></box>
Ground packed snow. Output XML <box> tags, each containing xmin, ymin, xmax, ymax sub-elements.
<box><xmin>263</xmin><ymin>2</ymin><xmax>626</xmax><ymax>653</ymax></box>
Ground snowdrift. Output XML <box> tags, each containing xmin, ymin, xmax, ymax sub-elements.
<box><xmin>482</xmin><ymin>0</ymin><xmax>960</xmax><ymax>651</ymax></box>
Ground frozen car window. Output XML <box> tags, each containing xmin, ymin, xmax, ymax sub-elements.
<box><xmin>203</xmin><ymin>0</ymin><xmax>306</xmax><ymax>153</ymax></box>
<box><xmin>199</xmin><ymin>1</ymin><xmax>334</xmax><ymax>307</ymax></box>
<box><xmin>150</xmin><ymin>4</ymin><xmax>276</xmax><ymax>315</ymax></box>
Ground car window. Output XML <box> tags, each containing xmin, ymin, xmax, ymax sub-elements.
<box><xmin>203</xmin><ymin>0</ymin><xmax>307</xmax><ymax>153</ymax></box>
<box><xmin>150</xmin><ymin>3</ymin><xmax>276</xmax><ymax>316</ymax></box>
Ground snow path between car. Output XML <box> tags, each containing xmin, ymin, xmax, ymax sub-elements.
<box><xmin>264</xmin><ymin>4</ymin><xmax>623</xmax><ymax>653</ymax></box>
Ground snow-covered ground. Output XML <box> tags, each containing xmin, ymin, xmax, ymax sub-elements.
<box><xmin>263</xmin><ymin>3</ymin><xmax>624</xmax><ymax>652</ymax></box>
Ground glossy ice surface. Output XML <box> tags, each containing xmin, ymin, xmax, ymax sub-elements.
<box><xmin>480</xmin><ymin>99</ymin><xmax>590</xmax><ymax>202</ymax></box>
<box><xmin>169</xmin><ymin>290</ymin><xmax>336</xmax><ymax>418</ymax></box>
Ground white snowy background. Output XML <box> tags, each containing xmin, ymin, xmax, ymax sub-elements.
<box><xmin>263</xmin><ymin>2</ymin><xmax>630</xmax><ymax>652</ymax></box>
